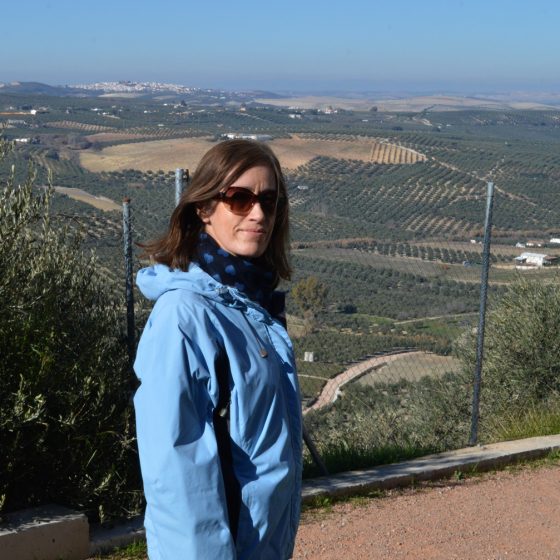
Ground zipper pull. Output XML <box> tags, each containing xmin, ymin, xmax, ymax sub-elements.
<box><xmin>259</xmin><ymin>348</ymin><xmax>268</xmax><ymax>358</ymax></box>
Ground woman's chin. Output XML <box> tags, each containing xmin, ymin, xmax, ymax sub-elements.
<box><xmin>225</xmin><ymin>238</ymin><xmax>269</xmax><ymax>258</ymax></box>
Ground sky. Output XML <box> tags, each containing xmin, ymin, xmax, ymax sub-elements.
<box><xmin>2</xmin><ymin>0</ymin><xmax>560</xmax><ymax>94</ymax></box>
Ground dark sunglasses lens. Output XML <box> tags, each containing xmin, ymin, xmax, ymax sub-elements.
<box><xmin>259</xmin><ymin>193</ymin><xmax>277</xmax><ymax>214</ymax></box>
<box><xmin>222</xmin><ymin>188</ymin><xmax>278</xmax><ymax>214</ymax></box>
<box><xmin>227</xmin><ymin>190</ymin><xmax>254</xmax><ymax>213</ymax></box>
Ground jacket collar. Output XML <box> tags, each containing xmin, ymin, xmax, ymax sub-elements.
<box><xmin>136</xmin><ymin>263</ymin><xmax>273</xmax><ymax>324</ymax></box>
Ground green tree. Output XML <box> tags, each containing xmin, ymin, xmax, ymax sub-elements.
<box><xmin>291</xmin><ymin>276</ymin><xmax>329</xmax><ymax>331</ymax></box>
<box><xmin>456</xmin><ymin>278</ymin><xmax>560</xmax><ymax>420</ymax></box>
<box><xmin>0</xmin><ymin>140</ymin><xmax>141</xmax><ymax>521</ymax></box>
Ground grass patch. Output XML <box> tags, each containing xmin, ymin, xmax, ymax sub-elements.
<box><xmin>498</xmin><ymin>449</ymin><xmax>560</xmax><ymax>475</ymax></box>
<box><xmin>407</xmin><ymin>315</ymin><xmax>474</xmax><ymax>338</ymax></box>
<box><xmin>89</xmin><ymin>540</ymin><xmax>147</xmax><ymax>560</ymax></box>
<box><xmin>302</xmin><ymin>441</ymin><xmax>437</xmax><ymax>479</ymax></box>
<box><xmin>353</xmin><ymin>313</ymin><xmax>395</xmax><ymax>326</ymax></box>
<box><xmin>484</xmin><ymin>398</ymin><xmax>560</xmax><ymax>442</ymax></box>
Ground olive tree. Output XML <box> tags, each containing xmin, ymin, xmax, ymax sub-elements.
<box><xmin>456</xmin><ymin>277</ymin><xmax>560</xmax><ymax>421</ymax></box>
<box><xmin>291</xmin><ymin>275</ymin><xmax>329</xmax><ymax>332</ymax></box>
<box><xmin>0</xmin><ymin>140</ymin><xmax>141</xmax><ymax>521</ymax></box>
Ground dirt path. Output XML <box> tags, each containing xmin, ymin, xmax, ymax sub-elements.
<box><xmin>293</xmin><ymin>463</ymin><xmax>560</xmax><ymax>559</ymax></box>
<box><xmin>394</xmin><ymin>311</ymin><xmax>478</xmax><ymax>325</ymax></box>
<box><xmin>52</xmin><ymin>186</ymin><xmax>121</xmax><ymax>212</ymax></box>
<box><xmin>303</xmin><ymin>351</ymin><xmax>424</xmax><ymax>414</ymax></box>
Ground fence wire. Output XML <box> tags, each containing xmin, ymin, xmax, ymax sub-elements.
<box><xmin>103</xmin><ymin>170</ymin><xmax>556</xmax><ymax>475</ymax></box>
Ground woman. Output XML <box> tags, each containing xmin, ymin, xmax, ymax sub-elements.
<box><xmin>133</xmin><ymin>139</ymin><xmax>302</xmax><ymax>560</ymax></box>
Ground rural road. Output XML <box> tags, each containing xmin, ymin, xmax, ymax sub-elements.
<box><xmin>293</xmin><ymin>461</ymin><xmax>560</xmax><ymax>559</ymax></box>
<box><xmin>303</xmin><ymin>351</ymin><xmax>424</xmax><ymax>414</ymax></box>
<box><xmin>393</xmin><ymin>311</ymin><xmax>478</xmax><ymax>325</ymax></box>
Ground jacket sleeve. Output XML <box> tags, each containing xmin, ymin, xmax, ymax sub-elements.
<box><xmin>133</xmin><ymin>294</ymin><xmax>236</xmax><ymax>560</ymax></box>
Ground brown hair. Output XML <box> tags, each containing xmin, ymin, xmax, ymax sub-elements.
<box><xmin>141</xmin><ymin>139</ymin><xmax>291</xmax><ymax>281</ymax></box>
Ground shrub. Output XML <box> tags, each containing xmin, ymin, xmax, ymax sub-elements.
<box><xmin>0</xmin><ymin>140</ymin><xmax>141</xmax><ymax>521</ymax></box>
<box><xmin>455</xmin><ymin>277</ymin><xmax>560</xmax><ymax>431</ymax></box>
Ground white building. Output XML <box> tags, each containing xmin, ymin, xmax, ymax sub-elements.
<box><xmin>514</xmin><ymin>252</ymin><xmax>558</xmax><ymax>268</ymax></box>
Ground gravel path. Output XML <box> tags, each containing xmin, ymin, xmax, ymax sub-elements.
<box><xmin>293</xmin><ymin>463</ymin><xmax>560</xmax><ymax>560</ymax></box>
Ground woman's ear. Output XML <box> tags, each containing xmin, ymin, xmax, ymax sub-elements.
<box><xmin>196</xmin><ymin>203</ymin><xmax>211</xmax><ymax>224</ymax></box>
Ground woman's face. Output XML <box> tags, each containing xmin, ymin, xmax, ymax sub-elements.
<box><xmin>201</xmin><ymin>165</ymin><xmax>277</xmax><ymax>258</ymax></box>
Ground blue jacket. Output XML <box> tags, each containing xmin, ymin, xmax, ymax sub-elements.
<box><xmin>134</xmin><ymin>263</ymin><xmax>302</xmax><ymax>559</ymax></box>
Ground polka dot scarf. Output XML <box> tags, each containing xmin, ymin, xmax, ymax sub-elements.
<box><xmin>193</xmin><ymin>232</ymin><xmax>286</xmax><ymax>327</ymax></box>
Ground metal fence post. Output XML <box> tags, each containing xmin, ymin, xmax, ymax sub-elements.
<box><xmin>303</xmin><ymin>424</ymin><xmax>329</xmax><ymax>476</ymax></box>
<box><xmin>175</xmin><ymin>168</ymin><xmax>189</xmax><ymax>206</ymax></box>
<box><xmin>469</xmin><ymin>181</ymin><xmax>495</xmax><ymax>446</ymax></box>
<box><xmin>123</xmin><ymin>197</ymin><xmax>136</xmax><ymax>368</ymax></box>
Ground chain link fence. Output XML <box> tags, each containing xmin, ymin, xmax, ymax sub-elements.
<box><xmin>111</xmin><ymin>170</ymin><xmax>535</xmax><ymax>476</ymax></box>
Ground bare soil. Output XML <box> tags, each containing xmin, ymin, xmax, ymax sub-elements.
<box><xmin>79</xmin><ymin>136</ymin><xmax>215</xmax><ymax>173</ymax></box>
<box><xmin>293</xmin><ymin>463</ymin><xmax>560</xmax><ymax>559</ymax></box>
<box><xmin>79</xmin><ymin>135</ymin><xmax>425</xmax><ymax>173</ymax></box>
<box><xmin>357</xmin><ymin>352</ymin><xmax>461</xmax><ymax>387</ymax></box>
<box><xmin>53</xmin><ymin>186</ymin><xmax>121</xmax><ymax>212</ymax></box>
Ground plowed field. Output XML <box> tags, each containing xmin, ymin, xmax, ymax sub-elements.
<box><xmin>79</xmin><ymin>135</ymin><xmax>426</xmax><ymax>173</ymax></box>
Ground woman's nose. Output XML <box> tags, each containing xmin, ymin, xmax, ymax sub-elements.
<box><xmin>248</xmin><ymin>200</ymin><xmax>267</xmax><ymax>220</ymax></box>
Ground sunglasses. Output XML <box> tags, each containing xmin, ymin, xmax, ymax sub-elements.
<box><xmin>215</xmin><ymin>186</ymin><xmax>279</xmax><ymax>216</ymax></box>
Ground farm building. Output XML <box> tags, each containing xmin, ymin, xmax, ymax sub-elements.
<box><xmin>514</xmin><ymin>252</ymin><xmax>559</xmax><ymax>268</ymax></box>
<box><xmin>223</xmin><ymin>133</ymin><xmax>272</xmax><ymax>141</ymax></box>
<box><xmin>550</xmin><ymin>238</ymin><xmax>560</xmax><ymax>245</ymax></box>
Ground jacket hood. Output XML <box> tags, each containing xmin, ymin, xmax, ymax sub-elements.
<box><xmin>136</xmin><ymin>263</ymin><xmax>270</xmax><ymax>319</ymax></box>
<box><xmin>136</xmin><ymin>263</ymin><xmax>213</xmax><ymax>301</ymax></box>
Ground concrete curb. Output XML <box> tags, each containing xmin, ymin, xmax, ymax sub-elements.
<box><xmin>89</xmin><ymin>516</ymin><xmax>145</xmax><ymax>556</ymax></box>
<box><xmin>301</xmin><ymin>434</ymin><xmax>560</xmax><ymax>502</ymax></box>
<box><xmin>6</xmin><ymin>434</ymin><xmax>556</xmax><ymax>558</ymax></box>
<box><xmin>89</xmin><ymin>434</ymin><xmax>560</xmax><ymax>554</ymax></box>
<box><xmin>0</xmin><ymin>504</ymin><xmax>89</xmax><ymax>560</ymax></box>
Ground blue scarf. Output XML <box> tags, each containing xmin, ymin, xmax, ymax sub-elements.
<box><xmin>193</xmin><ymin>233</ymin><xmax>286</xmax><ymax>327</ymax></box>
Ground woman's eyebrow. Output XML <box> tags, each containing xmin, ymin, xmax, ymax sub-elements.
<box><xmin>229</xmin><ymin>185</ymin><xmax>277</xmax><ymax>191</ymax></box>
